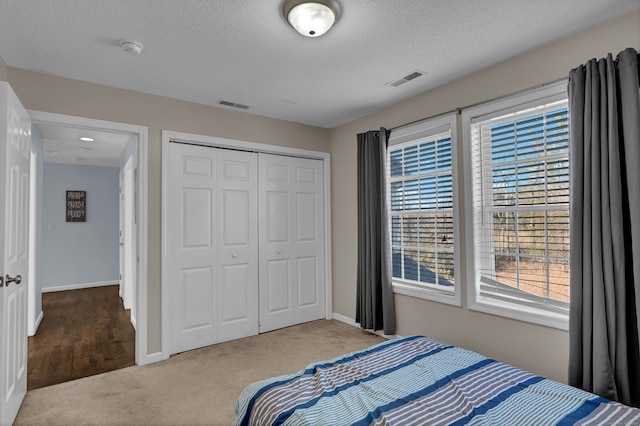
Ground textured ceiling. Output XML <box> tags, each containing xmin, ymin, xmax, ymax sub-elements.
<box><xmin>1</xmin><ymin>0</ymin><xmax>639</xmax><ymax>132</ymax></box>
<box><xmin>36</xmin><ymin>122</ymin><xmax>131</xmax><ymax>168</ymax></box>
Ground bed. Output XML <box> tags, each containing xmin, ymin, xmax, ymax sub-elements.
<box><xmin>234</xmin><ymin>335</ymin><xmax>640</xmax><ymax>425</ymax></box>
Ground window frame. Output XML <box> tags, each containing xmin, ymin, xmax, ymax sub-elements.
<box><xmin>388</xmin><ymin>113</ymin><xmax>462</xmax><ymax>307</ymax></box>
<box><xmin>462</xmin><ymin>80</ymin><xmax>570</xmax><ymax>330</ymax></box>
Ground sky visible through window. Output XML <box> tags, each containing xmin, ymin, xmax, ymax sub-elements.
<box><xmin>389</xmin><ymin>134</ymin><xmax>454</xmax><ymax>288</ymax></box>
<box><xmin>389</xmin><ymin>106</ymin><xmax>569</xmax><ymax>305</ymax></box>
<box><xmin>485</xmin><ymin>107</ymin><xmax>569</xmax><ymax>303</ymax></box>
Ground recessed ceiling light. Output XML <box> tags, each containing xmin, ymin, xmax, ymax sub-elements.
<box><xmin>72</xmin><ymin>157</ymin><xmax>83</xmax><ymax>162</ymax></box>
<box><xmin>80</xmin><ymin>137</ymin><xmax>94</xmax><ymax>142</ymax></box>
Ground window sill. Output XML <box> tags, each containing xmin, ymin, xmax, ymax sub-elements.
<box><xmin>392</xmin><ymin>281</ymin><xmax>461</xmax><ymax>307</ymax></box>
<box><xmin>469</xmin><ymin>297</ymin><xmax>569</xmax><ymax>331</ymax></box>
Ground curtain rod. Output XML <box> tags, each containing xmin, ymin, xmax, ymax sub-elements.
<box><xmin>389</xmin><ymin>77</ymin><xmax>568</xmax><ymax>131</ymax></box>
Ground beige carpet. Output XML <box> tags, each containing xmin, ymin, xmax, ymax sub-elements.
<box><xmin>15</xmin><ymin>320</ymin><xmax>384</xmax><ymax>425</ymax></box>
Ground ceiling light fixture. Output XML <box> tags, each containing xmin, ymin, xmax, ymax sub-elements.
<box><xmin>79</xmin><ymin>136</ymin><xmax>94</xmax><ymax>142</ymax></box>
<box><xmin>282</xmin><ymin>0</ymin><xmax>341</xmax><ymax>37</ymax></box>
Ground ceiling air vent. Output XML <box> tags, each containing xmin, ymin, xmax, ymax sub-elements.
<box><xmin>388</xmin><ymin>70</ymin><xmax>425</xmax><ymax>87</ymax></box>
<box><xmin>217</xmin><ymin>100</ymin><xmax>250</xmax><ymax>110</ymax></box>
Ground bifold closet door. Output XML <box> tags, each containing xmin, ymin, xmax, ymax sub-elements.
<box><xmin>167</xmin><ymin>143</ymin><xmax>258</xmax><ymax>354</ymax></box>
<box><xmin>258</xmin><ymin>153</ymin><xmax>325</xmax><ymax>333</ymax></box>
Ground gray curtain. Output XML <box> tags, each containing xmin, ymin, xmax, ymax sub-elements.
<box><xmin>356</xmin><ymin>128</ymin><xmax>396</xmax><ymax>335</ymax></box>
<box><xmin>568</xmin><ymin>47</ymin><xmax>640</xmax><ymax>407</ymax></box>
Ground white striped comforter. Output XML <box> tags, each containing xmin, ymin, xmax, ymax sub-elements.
<box><xmin>233</xmin><ymin>336</ymin><xmax>640</xmax><ymax>425</ymax></box>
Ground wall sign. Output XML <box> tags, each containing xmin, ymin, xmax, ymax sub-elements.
<box><xmin>66</xmin><ymin>190</ymin><xmax>86</xmax><ymax>222</ymax></box>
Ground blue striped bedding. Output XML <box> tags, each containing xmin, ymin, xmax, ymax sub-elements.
<box><xmin>234</xmin><ymin>335</ymin><xmax>640</xmax><ymax>425</ymax></box>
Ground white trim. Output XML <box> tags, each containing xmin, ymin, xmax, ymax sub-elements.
<box><xmin>392</xmin><ymin>282</ymin><xmax>460</xmax><ymax>307</ymax></box>
<box><xmin>387</xmin><ymin>112</ymin><xmax>462</xmax><ymax>308</ymax></box>
<box><xmin>42</xmin><ymin>280</ymin><xmax>118</xmax><ymax>293</ymax></box>
<box><xmin>461</xmin><ymin>80</ymin><xmax>570</xmax><ymax>331</ymax></box>
<box><xmin>27</xmin><ymin>144</ymin><xmax>38</xmax><ymax>337</ymax></box>
<box><xmin>331</xmin><ymin>313</ymin><xmax>399</xmax><ymax>339</ymax></box>
<box><xmin>161</xmin><ymin>130</ymin><xmax>333</xmax><ymax>361</ymax></box>
<box><xmin>28</xmin><ymin>110</ymin><xmax>151</xmax><ymax>365</ymax></box>
<box><xmin>144</xmin><ymin>352</ymin><xmax>163</xmax><ymax>365</ymax></box>
<box><xmin>29</xmin><ymin>311</ymin><xmax>43</xmax><ymax>337</ymax></box>
<box><xmin>332</xmin><ymin>313</ymin><xmax>358</xmax><ymax>327</ymax></box>
<box><xmin>323</xmin><ymin>156</ymin><xmax>333</xmax><ymax>321</ymax></box>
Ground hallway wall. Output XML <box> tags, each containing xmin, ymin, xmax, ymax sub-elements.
<box><xmin>41</xmin><ymin>163</ymin><xmax>120</xmax><ymax>289</ymax></box>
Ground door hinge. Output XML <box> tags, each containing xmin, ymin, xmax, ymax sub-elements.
<box><xmin>0</xmin><ymin>275</ymin><xmax>4</xmax><ymax>287</ymax></box>
<box><xmin>120</xmin><ymin>274</ymin><xmax>122</xmax><ymax>280</ymax></box>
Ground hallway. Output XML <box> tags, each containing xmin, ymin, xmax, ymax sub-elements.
<box><xmin>27</xmin><ymin>285</ymin><xmax>135</xmax><ymax>390</ymax></box>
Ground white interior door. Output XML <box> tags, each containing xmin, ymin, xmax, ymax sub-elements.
<box><xmin>167</xmin><ymin>143</ymin><xmax>258</xmax><ymax>354</ymax></box>
<box><xmin>258</xmin><ymin>154</ymin><xmax>325</xmax><ymax>333</ymax></box>
<box><xmin>0</xmin><ymin>82</ymin><xmax>31</xmax><ymax>425</ymax></box>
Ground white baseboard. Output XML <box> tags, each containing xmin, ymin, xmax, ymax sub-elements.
<box><xmin>141</xmin><ymin>352</ymin><xmax>162</xmax><ymax>366</ymax></box>
<box><xmin>332</xmin><ymin>313</ymin><xmax>400</xmax><ymax>340</ymax></box>
<box><xmin>42</xmin><ymin>280</ymin><xmax>118</xmax><ymax>293</ymax></box>
<box><xmin>332</xmin><ymin>313</ymin><xmax>359</xmax><ymax>327</ymax></box>
<box><xmin>28</xmin><ymin>310</ymin><xmax>44</xmax><ymax>337</ymax></box>
<box><xmin>130</xmin><ymin>314</ymin><xmax>137</xmax><ymax>331</ymax></box>
<box><xmin>34</xmin><ymin>310</ymin><xmax>43</xmax><ymax>331</ymax></box>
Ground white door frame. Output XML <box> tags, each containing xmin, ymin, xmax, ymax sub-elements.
<box><xmin>27</xmin><ymin>110</ymin><xmax>152</xmax><ymax>366</ymax></box>
<box><xmin>119</xmin><ymin>168</ymin><xmax>125</xmax><ymax>300</ymax></box>
<box><xmin>27</xmin><ymin>146</ymin><xmax>40</xmax><ymax>336</ymax></box>
<box><xmin>161</xmin><ymin>130</ymin><xmax>333</xmax><ymax>361</ymax></box>
<box><xmin>122</xmin><ymin>156</ymin><xmax>134</xmax><ymax>312</ymax></box>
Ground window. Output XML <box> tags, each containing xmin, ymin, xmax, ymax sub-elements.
<box><xmin>387</xmin><ymin>114</ymin><xmax>461</xmax><ymax>306</ymax></box>
<box><xmin>463</xmin><ymin>82</ymin><xmax>570</xmax><ymax>329</ymax></box>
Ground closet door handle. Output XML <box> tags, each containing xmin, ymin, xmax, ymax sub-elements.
<box><xmin>231</xmin><ymin>253</ymin><xmax>238</xmax><ymax>258</ymax></box>
<box><xmin>277</xmin><ymin>249</ymin><xmax>281</xmax><ymax>254</ymax></box>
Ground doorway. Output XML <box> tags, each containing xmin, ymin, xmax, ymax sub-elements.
<box><xmin>27</xmin><ymin>285</ymin><xmax>135</xmax><ymax>389</ymax></box>
<box><xmin>25</xmin><ymin>111</ymin><xmax>150</xmax><ymax>389</ymax></box>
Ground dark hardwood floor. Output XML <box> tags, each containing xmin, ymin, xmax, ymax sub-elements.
<box><xmin>27</xmin><ymin>285</ymin><xmax>135</xmax><ymax>390</ymax></box>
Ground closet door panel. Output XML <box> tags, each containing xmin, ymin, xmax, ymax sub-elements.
<box><xmin>259</xmin><ymin>154</ymin><xmax>325</xmax><ymax>332</ymax></box>
<box><xmin>216</xmin><ymin>151</ymin><xmax>259</xmax><ymax>342</ymax></box>
<box><xmin>292</xmin><ymin>159</ymin><xmax>325</xmax><ymax>324</ymax></box>
<box><xmin>167</xmin><ymin>144</ymin><xmax>258</xmax><ymax>354</ymax></box>
<box><xmin>167</xmin><ymin>144</ymin><xmax>219</xmax><ymax>354</ymax></box>
<box><xmin>259</xmin><ymin>158</ymin><xmax>294</xmax><ymax>331</ymax></box>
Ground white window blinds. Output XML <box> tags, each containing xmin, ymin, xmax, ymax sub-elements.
<box><xmin>468</xmin><ymin>97</ymin><xmax>570</xmax><ymax>323</ymax></box>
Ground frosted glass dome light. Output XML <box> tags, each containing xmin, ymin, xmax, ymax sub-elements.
<box><xmin>283</xmin><ymin>0</ymin><xmax>341</xmax><ymax>37</ymax></box>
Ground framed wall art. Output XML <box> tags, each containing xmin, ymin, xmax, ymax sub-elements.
<box><xmin>66</xmin><ymin>190</ymin><xmax>86</xmax><ymax>222</ymax></box>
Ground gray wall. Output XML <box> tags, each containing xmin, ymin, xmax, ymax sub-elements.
<box><xmin>41</xmin><ymin>163</ymin><xmax>119</xmax><ymax>289</ymax></box>
<box><xmin>330</xmin><ymin>10</ymin><xmax>640</xmax><ymax>384</ymax></box>
<box><xmin>7</xmin><ymin>66</ymin><xmax>331</xmax><ymax>354</ymax></box>
<box><xmin>0</xmin><ymin>52</ymin><xmax>7</xmax><ymax>81</ymax></box>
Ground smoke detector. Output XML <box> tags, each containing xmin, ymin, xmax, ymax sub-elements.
<box><xmin>120</xmin><ymin>40</ymin><xmax>143</xmax><ymax>55</ymax></box>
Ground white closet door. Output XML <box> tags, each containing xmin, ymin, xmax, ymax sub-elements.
<box><xmin>216</xmin><ymin>149</ymin><xmax>259</xmax><ymax>343</ymax></box>
<box><xmin>167</xmin><ymin>143</ymin><xmax>258</xmax><ymax>354</ymax></box>
<box><xmin>258</xmin><ymin>153</ymin><xmax>325</xmax><ymax>333</ymax></box>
